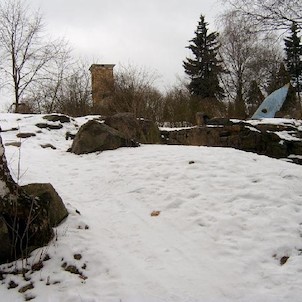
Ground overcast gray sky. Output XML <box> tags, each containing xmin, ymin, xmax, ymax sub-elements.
<box><xmin>29</xmin><ymin>0</ymin><xmax>223</xmax><ymax>91</ymax></box>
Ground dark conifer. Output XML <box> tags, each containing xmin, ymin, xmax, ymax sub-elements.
<box><xmin>183</xmin><ymin>15</ymin><xmax>224</xmax><ymax>99</ymax></box>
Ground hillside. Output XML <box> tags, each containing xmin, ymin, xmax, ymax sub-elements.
<box><xmin>0</xmin><ymin>113</ymin><xmax>302</xmax><ymax>302</ymax></box>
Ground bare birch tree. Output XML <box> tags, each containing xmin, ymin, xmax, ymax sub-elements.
<box><xmin>0</xmin><ymin>0</ymin><xmax>66</xmax><ymax>112</ymax></box>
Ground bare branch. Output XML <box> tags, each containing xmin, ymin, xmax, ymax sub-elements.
<box><xmin>0</xmin><ymin>0</ymin><xmax>68</xmax><ymax>111</ymax></box>
<box><xmin>222</xmin><ymin>0</ymin><xmax>302</xmax><ymax>31</ymax></box>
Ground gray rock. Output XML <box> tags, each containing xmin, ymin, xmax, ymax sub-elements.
<box><xmin>104</xmin><ymin>112</ymin><xmax>160</xmax><ymax>144</ymax></box>
<box><xmin>22</xmin><ymin>183</ymin><xmax>68</xmax><ymax>227</ymax></box>
<box><xmin>0</xmin><ymin>127</ymin><xmax>18</xmax><ymax>133</ymax></box>
<box><xmin>36</xmin><ymin>123</ymin><xmax>63</xmax><ymax>130</ymax></box>
<box><xmin>5</xmin><ymin>141</ymin><xmax>21</xmax><ymax>147</ymax></box>
<box><xmin>16</xmin><ymin>132</ymin><xmax>36</xmax><ymax>138</ymax></box>
<box><xmin>40</xmin><ymin>144</ymin><xmax>56</xmax><ymax>150</ymax></box>
<box><xmin>65</xmin><ymin>131</ymin><xmax>76</xmax><ymax>140</ymax></box>
<box><xmin>70</xmin><ymin>120</ymin><xmax>139</xmax><ymax>155</ymax></box>
<box><xmin>160</xmin><ymin>120</ymin><xmax>302</xmax><ymax>163</ymax></box>
<box><xmin>43</xmin><ymin>114</ymin><xmax>70</xmax><ymax>123</ymax></box>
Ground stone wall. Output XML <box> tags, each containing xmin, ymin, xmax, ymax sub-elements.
<box><xmin>161</xmin><ymin>119</ymin><xmax>302</xmax><ymax>164</ymax></box>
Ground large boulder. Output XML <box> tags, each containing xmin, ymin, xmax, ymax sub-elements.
<box><xmin>70</xmin><ymin>119</ymin><xmax>139</xmax><ymax>155</ymax></box>
<box><xmin>104</xmin><ymin>112</ymin><xmax>161</xmax><ymax>144</ymax></box>
<box><xmin>0</xmin><ymin>182</ymin><xmax>69</xmax><ymax>264</ymax></box>
<box><xmin>22</xmin><ymin>183</ymin><xmax>68</xmax><ymax>227</ymax></box>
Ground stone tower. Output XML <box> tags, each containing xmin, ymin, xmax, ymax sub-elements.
<box><xmin>89</xmin><ymin>64</ymin><xmax>115</xmax><ymax>108</ymax></box>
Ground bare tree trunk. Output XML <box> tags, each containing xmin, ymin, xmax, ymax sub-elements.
<box><xmin>0</xmin><ymin>135</ymin><xmax>53</xmax><ymax>264</ymax></box>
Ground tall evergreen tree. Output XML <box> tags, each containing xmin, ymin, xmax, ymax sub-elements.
<box><xmin>183</xmin><ymin>15</ymin><xmax>224</xmax><ymax>99</ymax></box>
<box><xmin>284</xmin><ymin>22</ymin><xmax>302</xmax><ymax>109</ymax></box>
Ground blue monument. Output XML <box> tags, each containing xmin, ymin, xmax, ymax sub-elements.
<box><xmin>251</xmin><ymin>83</ymin><xmax>290</xmax><ymax>119</ymax></box>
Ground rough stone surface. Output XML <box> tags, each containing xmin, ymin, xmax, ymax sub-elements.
<box><xmin>22</xmin><ymin>183</ymin><xmax>68</xmax><ymax>227</ymax></box>
<box><xmin>43</xmin><ymin>114</ymin><xmax>71</xmax><ymax>123</ymax></box>
<box><xmin>0</xmin><ymin>127</ymin><xmax>18</xmax><ymax>133</ymax></box>
<box><xmin>161</xmin><ymin>120</ymin><xmax>302</xmax><ymax>163</ymax></box>
<box><xmin>40</xmin><ymin>144</ymin><xmax>56</xmax><ymax>150</ymax></box>
<box><xmin>16</xmin><ymin>132</ymin><xmax>36</xmax><ymax>138</ymax></box>
<box><xmin>70</xmin><ymin>120</ymin><xmax>139</xmax><ymax>155</ymax></box>
<box><xmin>65</xmin><ymin>131</ymin><xmax>76</xmax><ymax>140</ymax></box>
<box><xmin>104</xmin><ymin>113</ymin><xmax>139</xmax><ymax>139</ymax></box>
<box><xmin>35</xmin><ymin>123</ymin><xmax>63</xmax><ymax>130</ymax></box>
<box><xmin>5</xmin><ymin>141</ymin><xmax>21</xmax><ymax>147</ymax></box>
<box><xmin>104</xmin><ymin>112</ymin><xmax>161</xmax><ymax>144</ymax></box>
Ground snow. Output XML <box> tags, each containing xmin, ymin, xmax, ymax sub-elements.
<box><xmin>244</xmin><ymin>125</ymin><xmax>261</xmax><ymax>133</ymax></box>
<box><xmin>0</xmin><ymin>113</ymin><xmax>302</xmax><ymax>302</ymax></box>
<box><xmin>246</xmin><ymin>118</ymin><xmax>302</xmax><ymax>128</ymax></box>
<box><xmin>160</xmin><ymin>126</ymin><xmax>195</xmax><ymax>131</ymax></box>
<box><xmin>275</xmin><ymin>131</ymin><xmax>302</xmax><ymax>142</ymax></box>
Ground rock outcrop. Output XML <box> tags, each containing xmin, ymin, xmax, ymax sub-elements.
<box><xmin>161</xmin><ymin>119</ymin><xmax>302</xmax><ymax>164</ymax></box>
<box><xmin>22</xmin><ymin>183</ymin><xmax>68</xmax><ymax>227</ymax></box>
<box><xmin>104</xmin><ymin>112</ymin><xmax>161</xmax><ymax>144</ymax></box>
<box><xmin>70</xmin><ymin>119</ymin><xmax>139</xmax><ymax>155</ymax></box>
<box><xmin>43</xmin><ymin>114</ymin><xmax>71</xmax><ymax>123</ymax></box>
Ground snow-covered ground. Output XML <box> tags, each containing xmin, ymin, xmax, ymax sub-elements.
<box><xmin>0</xmin><ymin>113</ymin><xmax>302</xmax><ymax>302</ymax></box>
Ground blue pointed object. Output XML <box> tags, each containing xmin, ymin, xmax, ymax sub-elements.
<box><xmin>251</xmin><ymin>83</ymin><xmax>290</xmax><ymax>119</ymax></box>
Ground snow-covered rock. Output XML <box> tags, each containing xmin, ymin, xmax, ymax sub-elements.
<box><xmin>160</xmin><ymin>118</ymin><xmax>302</xmax><ymax>164</ymax></box>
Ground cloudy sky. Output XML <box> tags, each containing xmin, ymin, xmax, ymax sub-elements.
<box><xmin>30</xmin><ymin>0</ymin><xmax>224</xmax><ymax>91</ymax></box>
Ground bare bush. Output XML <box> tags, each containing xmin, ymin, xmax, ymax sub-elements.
<box><xmin>103</xmin><ymin>64</ymin><xmax>162</xmax><ymax>120</ymax></box>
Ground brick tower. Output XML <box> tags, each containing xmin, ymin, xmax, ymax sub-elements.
<box><xmin>89</xmin><ymin>64</ymin><xmax>115</xmax><ymax>108</ymax></box>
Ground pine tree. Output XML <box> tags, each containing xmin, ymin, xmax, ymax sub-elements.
<box><xmin>183</xmin><ymin>15</ymin><xmax>224</xmax><ymax>99</ymax></box>
<box><xmin>284</xmin><ymin>22</ymin><xmax>302</xmax><ymax>113</ymax></box>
